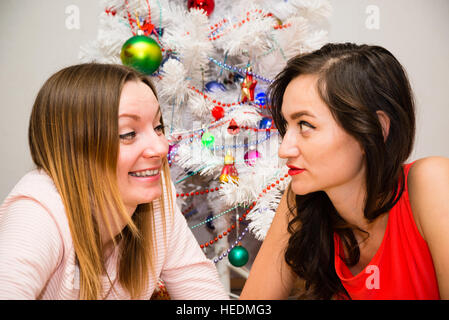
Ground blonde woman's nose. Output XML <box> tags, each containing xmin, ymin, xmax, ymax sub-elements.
<box><xmin>142</xmin><ymin>136</ymin><xmax>168</xmax><ymax>159</ymax></box>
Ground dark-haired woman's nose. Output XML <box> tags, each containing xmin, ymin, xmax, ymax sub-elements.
<box><xmin>278</xmin><ymin>130</ymin><xmax>301</xmax><ymax>160</ymax></box>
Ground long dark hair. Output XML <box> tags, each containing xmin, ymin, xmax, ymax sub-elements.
<box><xmin>268</xmin><ymin>43</ymin><xmax>416</xmax><ymax>299</ymax></box>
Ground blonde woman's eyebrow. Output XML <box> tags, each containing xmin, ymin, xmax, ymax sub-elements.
<box><xmin>119</xmin><ymin>113</ymin><xmax>140</xmax><ymax>121</ymax></box>
<box><xmin>119</xmin><ymin>106</ymin><xmax>162</xmax><ymax>122</ymax></box>
<box><xmin>155</xmin><ymin>108</ymin><xmax>162</xmax><ymax>122</ymax></box>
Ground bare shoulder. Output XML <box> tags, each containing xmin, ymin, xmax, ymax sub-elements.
<box><xmin>408</xmin><ymin>156</ymin><xmax>449</xmax><ymax>239</ymax></box>
<box><xmin>408</xmin><ymin>156</ymin><xmax>449</xmax><ymax>192</ymax></box>
<box><xmin>409</xmin><ymin>156</ymin><xmax>449</xmax><ymax>175</ymax></box>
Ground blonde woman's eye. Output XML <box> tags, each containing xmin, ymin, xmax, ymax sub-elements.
<box><xmin>119</xmin><ymin>131</ymin><xmax>136</xmax><ymax>140</ymax></box>
<box><xmin>154</xmin><ymin>124</ymin><xmax>165</xmax><ymax>134</ymax></box>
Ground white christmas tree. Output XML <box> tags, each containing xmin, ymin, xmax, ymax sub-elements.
<box><xmin>80</xmin><ymin>0</ymin><xmax>331</xmax><ymax>296</ymax></box>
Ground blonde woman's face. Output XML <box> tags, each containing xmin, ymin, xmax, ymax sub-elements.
<box><xmin>117</xmin><ymin>81</ymin><xmax>168</xmax><ymax>213</ymax></box>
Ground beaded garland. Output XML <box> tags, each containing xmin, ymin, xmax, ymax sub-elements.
<box><xmin>189</xmin><ymin>86</ymin><xmax>273</xmax><ymax>111</ymax></box>
<box><xmin>168</xmin><ymin>131</ymin><xmax>278</xmax><ymax>169</ymax></box>
<box><xmin>174</xmin><ymin>165</ymin><xmax>209</xmax><ymax>184</ymax></box>
<box><xmin>191</xmin><ymin>204</ymin><xmax>243</xmax><ymax>230</ymax></box>
<box><xmin>208</xmin><ymin>58</ymin><xmax>273</xmax><ymax>84</ymax></box>
<box><xmin>198</xmin><ymin>172</ymin><xmax>289</xmax><ymax>254</ymax></box>
<box><xmin>177</xmin><ymin>186</ymin><xmax>222</xmax><ymax>198</ymax></box>
<box><xmin>176</xmin><ymin>170</ymin><xmax>288</xmax><ymax>252</ymax></box>
<box><xmin>213</xmin><ymin>227</ymin><xmax>249</xmax><ymax>264</ymax></box>
<box><xmin>168</xmin><ymin>128</ymin><xmax>278</xmax><ymax>167</ymax></box>
<box><xmin>208</xmin><ymin>131</ymin><xmax>278</xmax><ymax>152</ymax></box>
<box><xmin>167</xmin><ymin>109</ymin><xmax>276</xmax><ymax>147</ymax></box>
<box><xmin>202</xmin><ymin>225</ymin><xmax>236</xmax><ymax>248</ymax></box>
<box><xmin>167</xmin><ymin>122</ymin><xmax>276</xmax><ymax>148</ymax></box>
<box><xmin>199</xmin><ymin>202</ymin><xmax>254</xmax><ymax>249</ymax></box>
<box><xmin>207</xmin><ymin>10</ymin><xmax>293</xmax><ymax>42</ymax></box>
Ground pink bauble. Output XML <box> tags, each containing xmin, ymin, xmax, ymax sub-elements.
<box><xmin>244</xmin><ymin>150</ymin><xmax>261</xmax><ymax>166</ymax></box>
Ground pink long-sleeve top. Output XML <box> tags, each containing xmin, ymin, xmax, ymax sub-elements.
<box><xmin>0</xmin><ymin>169</ymin><xmax>229</xmax><ymax>300</ymax></box>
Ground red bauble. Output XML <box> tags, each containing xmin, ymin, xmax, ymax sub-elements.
<box><xmin>211</xmin><ymin>106</ymin><xmax>225</xmax><ymax>121</ymax></box>
<box><xmin>227</xmin><ymin>118</ymin><xmax>239</xmax><ymax>135</ymax></box>
<box><xmin>187</xmin><ymin>0</ymin><xmax>215</xmax><ymax>16</ymax></box>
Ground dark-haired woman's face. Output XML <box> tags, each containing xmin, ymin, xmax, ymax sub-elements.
<box><xmin>279</xmin><ymin>74</ymin><xmax>366</xmax><ymax>196</ymax></box>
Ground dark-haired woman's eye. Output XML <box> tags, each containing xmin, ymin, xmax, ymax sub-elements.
<box><xmin>119</xmin><ymin>131</ymin><xmax>136</xmax><ymax>141</ymax></box>
<box><xmin>298</xmin><ymin>121</ymin><xmax>315</xmax><ymax>132</ymax></box>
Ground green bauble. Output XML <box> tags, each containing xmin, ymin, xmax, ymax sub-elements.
<box><xmin>120</xmin><ymin>35</ymin><xmax>162</xmax><ymax>75</ymax></box>
<box><xmin>201</xmin><ymin>131</ymin><xmax>215</xmax><ymax>148</ymax></box>
<box><xmin>228</xmin><ymin>246</ymin><xmax>249</xmax><ymax>267</ymax></box>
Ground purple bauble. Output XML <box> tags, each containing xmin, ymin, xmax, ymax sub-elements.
<box><xmin>244</xmin><ymin>150</ymin><xmax>261</xmax><ymax>166</ymax></box>
<box><xmin>168</xmin><ymin>144</ymin><xmax>176</xmax><ymax>162</ymax></box>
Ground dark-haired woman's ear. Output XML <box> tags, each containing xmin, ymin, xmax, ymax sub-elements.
<box><xmin>376</xmin><ymin>110</ymin><xmax>390</xmax><ymax>142</ymax></box>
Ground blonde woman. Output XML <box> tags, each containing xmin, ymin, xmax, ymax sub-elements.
<box><xmin>0</xmin><ymin>63</ymin><xmax>228</xmax><ymax>300</ymax></box>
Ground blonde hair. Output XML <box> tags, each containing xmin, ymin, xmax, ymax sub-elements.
<box><xmin>28</xmin><ymin>63</ymin><xmax>173</xmax><ymax>299</ymax></box>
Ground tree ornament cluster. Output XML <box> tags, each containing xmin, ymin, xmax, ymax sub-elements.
<box><xmin>80</xmin><ymin>0</ymin><xmax>332</xmax><ymax>273</ymax></box>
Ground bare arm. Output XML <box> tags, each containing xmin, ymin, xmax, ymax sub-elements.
<box><xmin>240</xmin><ymin>190</ymin><xmax>299</xmax><ymax>299</ymax></box>
<box><xmin>408</xmin><ymin>156</ymin><xmax>449</xmax><ymax>299</ymax></box>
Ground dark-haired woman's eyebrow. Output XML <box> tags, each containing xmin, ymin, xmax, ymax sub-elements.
<box><xmin>289</xmin><ymin>110</ymin><xmax>316</xmax><ymax>120</ymax></box>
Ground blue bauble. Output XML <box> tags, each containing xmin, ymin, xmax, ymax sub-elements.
<box><xmin>258</xmin><ymin>117</ymin><xmax>273</xmax><ymax>129</ymax></box>
<box><xmin>206</xmin><ymin>213</ymin><xmax>215</xmax><ymax>230</ymax></box>
<box><xmin>154</xmin><ymin>27</ymin><xmax>164</xmax><ymax>37</ymax></box>
<box><xmin>205</xmin><ymin>81</ymin><xmax>227</xmax><ymax>93</ymax></box>
<box><xmin>161</xmin><ymin>55</ymin><xmax>174</xmax><ymax>67</ymax></box>
<box><xmin>255</xmin><ymin>92</ymin><xmax>267</xmax><ymax>106</ymax></box>
<box><xmin>233</xmin><ymin>73</ymin><xmax>245</xmax><ymax>84</ymax></box>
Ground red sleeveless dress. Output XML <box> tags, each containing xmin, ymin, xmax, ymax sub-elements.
<box><xmin>333</xmin><ymin>162</ymin><xmax>440</xmax><ymax>299</ymax></box>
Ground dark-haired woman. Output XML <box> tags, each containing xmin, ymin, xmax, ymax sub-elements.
<box><xmin>240</xmin><ymin>43</ymin><xmax>449</xmax><ymax>300</ymax></box>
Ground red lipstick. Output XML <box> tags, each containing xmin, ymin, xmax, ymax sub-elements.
<box><xmin>287</xmin><ymin>165</ymin><xmax>305</xmax><ymax>176</ymax></box>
